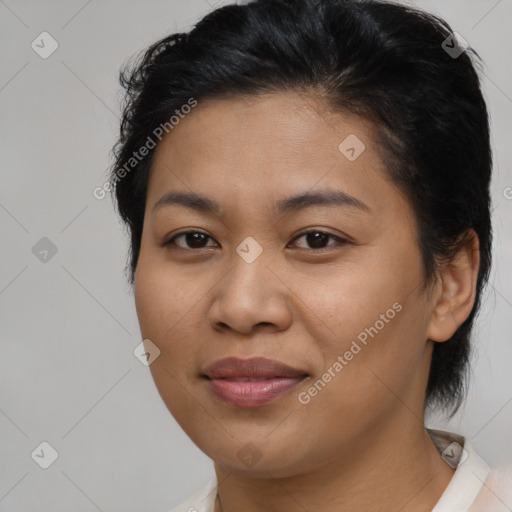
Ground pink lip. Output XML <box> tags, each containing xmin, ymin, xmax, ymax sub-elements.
<box><xmin>201</xmin><ymin>357</ymin><xmax>309</xmax><ymax>407</ymax></box>
<box><xmin>207</xmin><ymin>377</ymin><xmax>307</xmax><ymax>407</ymax></box>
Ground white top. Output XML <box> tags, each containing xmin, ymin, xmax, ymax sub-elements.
<box><xmin>169</xmin><ymin>429</ymin><xmax>503</xmax><ymax>512</ymax></box>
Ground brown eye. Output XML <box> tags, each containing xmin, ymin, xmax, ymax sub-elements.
<box><xmin>291</xmin><ymin>231</ymin><xmax>347</xmax><ymax>250</ymax></box>
<box><xmin>164</xmin><ymin>231</ymin><xmax>218</xmax><ymax>249</ymax></box>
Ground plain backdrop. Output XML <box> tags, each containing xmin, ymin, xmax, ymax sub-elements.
<box><xmin>0</xmin><ymin>0</ymin><xmax>511</xmax><ymax>510</ymax></box>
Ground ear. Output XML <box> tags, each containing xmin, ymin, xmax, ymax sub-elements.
<box><xmin>427</xmin><ymin>229</ymin><xmax>480</xmax><ymax>343</ymax></box>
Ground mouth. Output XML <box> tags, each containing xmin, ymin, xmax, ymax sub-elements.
<box><xmin>201</xmin><ymin>357</ymin><xmax>309</xmax><ymax>407</ymax></box>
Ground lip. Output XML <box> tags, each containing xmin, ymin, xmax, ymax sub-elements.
<box><xmin>202</xmin><ymin>356</ymin><xmax>308</xmax><ymax>379</ymax></box>
<box><xmin>201</xmin><ymin>357</ymin><xmax>309</xmax><ymax>407</ymax></box>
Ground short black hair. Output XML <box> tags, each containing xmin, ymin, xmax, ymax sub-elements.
<box><xmin>109</xmin><ymin>0</ymin><xmax>493</xmax><ymax>416</ymax></box>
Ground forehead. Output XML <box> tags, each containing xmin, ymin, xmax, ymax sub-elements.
<box><xmin>147</xmin><ymin>92</ymin><xmax>397</xmax><ymax>215</ymax></box>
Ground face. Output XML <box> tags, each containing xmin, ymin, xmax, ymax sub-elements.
<box><xmin>134</xmin><ymin>92</ymin><xmax>438</xmax><ymax>477</ymax></box>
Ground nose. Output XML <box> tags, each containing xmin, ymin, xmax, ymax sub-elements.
<box><xmin>207</xmin><ymin>254</ymin><xmax>293</xmax><ymax>335</ymax></box>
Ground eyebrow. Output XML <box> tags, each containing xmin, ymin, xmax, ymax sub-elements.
<box><xmin>152</xmin><ymin>189</ymin><xmax>371</xmax><ymax>215</ymax></box>
<box><xmin>274</xmin><ymin>189</ymin><xmax>371</xmax><ymax>214</ymax></box>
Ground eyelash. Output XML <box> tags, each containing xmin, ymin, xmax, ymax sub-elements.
<box><xmin>162</xmin><ymin>230</ymin><xmax>349</xmax><ymax>252</ymax></box>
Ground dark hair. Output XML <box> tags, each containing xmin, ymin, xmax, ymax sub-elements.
<box><xmin>109</xmin><ymin>0</ymin><xmax>493</xmax><ymax>416</ymax></box>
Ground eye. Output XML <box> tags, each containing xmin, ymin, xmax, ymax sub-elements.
<box><xmin>162</xmin><ymin>229</ymin><xmax>347</xmax><ymax>251</ymax></box>
<box><xmin>163</xmin><ymin>231</ymin><xmax>218</xmax><ymax>250</ymax></box>
<box><xmin>289</xmin><ymin>230</ymin><xmax>348</xmax><ymax>250</ymax></box>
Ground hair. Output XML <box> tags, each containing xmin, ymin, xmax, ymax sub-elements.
<box><xmin>109</xmin><ymin>0</ymin><xmax>493</xmax><ymax>416</ymax></box>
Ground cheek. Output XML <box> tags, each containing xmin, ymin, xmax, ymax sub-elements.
<box><xmin>293</xmin><ymin>252</ymin><xmax>428</xmax><ymax>404</ymax></box>
<box><xmin>134</xmin><ymin>259</ymin><xmax>202</xmax><ymax>377</ymax></box>
<box><xmin>135</xmin><ymin>254</ymin><xmax>199</xmax><ymax>338</ymax></box>
<box><xmin>134</xmin><ymin>263</ymin><xmax>207</xmax><ymax>424</ymax></box>
<box><xmin>292</xmin><ymin>259</ymin><xmax>401</xmax><ymax>354</ymax></box>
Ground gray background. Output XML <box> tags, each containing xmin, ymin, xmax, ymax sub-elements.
<box><xmin>0</xmin><ymin>0</ymin><xmax>511</xmax><ymax>510</ymax></box>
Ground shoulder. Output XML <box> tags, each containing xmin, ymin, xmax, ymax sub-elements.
<box><xmin>167</xmin><ymin>477</ymin><xmax>218</xmax><ymax>512</ymax></box>
<box><xmin>428</xmin><ymin>428</ymin><xmax>489</xmax><ymax>511</ymax></box>
<box><xmin>468</xmin><ymin>466</ymin><xmax>512</xmax><ymax>512</ymax></box>
<box><xmin>427</xmin><ymin>428</ymin><xmax>512</xmax><ymax>512</ymax></box>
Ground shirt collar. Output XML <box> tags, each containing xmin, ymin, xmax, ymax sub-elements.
<box><xmin>428</xmin><ymin>428</ymin><xmax>490</xmax><ymax>512</ymax></box>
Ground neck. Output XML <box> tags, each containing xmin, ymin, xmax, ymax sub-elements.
<box><xmin>213</xmin><ymin>411</ymin><xmax>455</xmax><ymax>512</ymax></box>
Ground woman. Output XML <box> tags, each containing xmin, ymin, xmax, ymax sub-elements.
<box><xmin>109</xmin><ymin>0</ymin><xmax>507</xmax><ymax>510</ymax></box>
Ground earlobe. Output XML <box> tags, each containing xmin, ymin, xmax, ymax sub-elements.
<box><xmin>426</xmin><ymin>229</ymin><xmax>480</xmax><ymax>343</ymax></box>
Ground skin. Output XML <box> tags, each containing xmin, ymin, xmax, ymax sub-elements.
<box><xmin>134</xmin><ymin>91</ymin><xmax>480</xmax><ymax>512</ymax></box>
